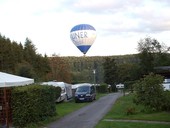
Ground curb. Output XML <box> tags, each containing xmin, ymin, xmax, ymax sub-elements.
<box><xmin>103</xmin><ymin>119</ymin><xmax>170</xmax><ymax>124</ymax></box>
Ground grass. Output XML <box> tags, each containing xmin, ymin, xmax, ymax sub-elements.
<box><xmin>96</xmin><ymin>121</ymin><xmax>170</xmax><ymax>128</ymax></box>
<box><xmin>95</xmin><ymin>93</ymin><xmax>170</xmax><ymax>128</ymax></box>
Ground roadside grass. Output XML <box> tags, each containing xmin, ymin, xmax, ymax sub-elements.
<box><xmin>26</xmin><ymin>93</ymin><xmax>107</xmax><ymax>128</ymax></box>
<box><xmin>95</xmin><ymin>93</ymin><xmax>170</xmax><ymax>128</ymax></box>
<box><xmin>96</xmin><ymin>121</ymin><xmax>170</xmax><ymax>128</ymax></box>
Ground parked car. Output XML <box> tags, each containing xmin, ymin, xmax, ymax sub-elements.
<box><xmin>74</xmin><ymin>83</ymin><xmax>96</xmax><ymax>103</ymax></box>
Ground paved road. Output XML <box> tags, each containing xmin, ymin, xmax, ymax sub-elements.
<box><xmin>44</xmin><ymin>93</ymin><xmax>122</xmax><ymax>128</ymax></box>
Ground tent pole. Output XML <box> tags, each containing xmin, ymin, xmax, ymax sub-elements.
<box><xmin>4</xmin><ymin>87</ymin><xmax>9</xmax><ymax>128</ymax></box>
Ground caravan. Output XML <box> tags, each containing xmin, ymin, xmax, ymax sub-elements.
<box><xmin>41</xmin><ymin>81</ymin><xmax>72</xmax><ymax>102</ymax></box>
<box><xmin>163</xmin><ymin>79</ymin><xmax>170</xmax><ymax>91</ymax></box>
<box><xmin>55</xmin><ymin>82</ymin><xmax>73</xmax><ymax>101</ymax></box>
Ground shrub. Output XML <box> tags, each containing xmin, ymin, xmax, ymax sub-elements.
<box><xmin>162</xmin><ymin>91</ymin><xmax>170</xmax><ymax>111</ymax></box>
<box><xmin>133</xmin><ymin>73</ymin><xmax>165</xmax><ymax>111</ymax></box>
<box><xmin>126</xmin><ymin>107</ymin><xmax>136</xmax><ymax>115</ymax></box>
<box><xmin>11</xmin><ymin>84</ymin><xmax>61</xmax><ymax>127</ymax></box>
<box><xmin>97</xmin><ymin>83</ymin><xmax>108</xmax><ymax>93</ymax></box>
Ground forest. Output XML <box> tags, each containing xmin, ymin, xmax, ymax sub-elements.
<box><xmin>1</xmin><ymin>34</ymin><xmax>170</xmax><ymax>86</ymax></box>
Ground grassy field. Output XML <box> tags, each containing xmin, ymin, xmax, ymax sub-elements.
<box><xmin>95</xmin><ymin>93</ymin><xmax>170</xmax><ymax>128</ymax></box>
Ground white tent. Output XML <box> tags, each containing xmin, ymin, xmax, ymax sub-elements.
<box><xmin>0</xmin><ymin>72</ymin><xmax>34</xmax><ymax>87</ymax></box>
<box><xmin>0</xmin><ymin>72</ymin><xmax>34</xmax><ymax>127</ymax></box>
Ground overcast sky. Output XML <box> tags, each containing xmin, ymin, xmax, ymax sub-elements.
<box><xmin>0</xmin><ymin>0</ymin><xmax>170</xmax><ymax>56</ymax></box>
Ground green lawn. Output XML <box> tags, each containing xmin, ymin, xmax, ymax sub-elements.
<box><xmin>96</xmin><ymin>121</ymin><xmax>170</xmax><ymax>128</ymax></box>
<box><xmin>95</xmin><ymin>93</ymin><xmax>170</xmax><ymax>128</ymax></box>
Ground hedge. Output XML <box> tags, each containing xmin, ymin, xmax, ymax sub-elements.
<box><xmin>11</xmin><ymin>84</ymin><xmax>61</xmax><ymax>127</ymax></box>
<box><xmin>97</xmin><ymin>83</ymin><xmax>108</xmax><ymax>93</ymax></box>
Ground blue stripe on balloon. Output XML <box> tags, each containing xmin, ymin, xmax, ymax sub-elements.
<box><xmin>70</xmin><ymin>24</ymin><xmax>96</xmax><ymax>32</ymax></box>
<box><xmin>77</xmin><ymin>45</ymin><xmax>91</xmax><ymax>54</ymax></box>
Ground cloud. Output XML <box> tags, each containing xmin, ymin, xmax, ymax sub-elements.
<box><xmin>62</xmin><ymin>0</ymin><xmax>143</xmax><ymax>14</ymax></box>
<box><xmin>0</xmin><ymin>0</ymin><xmax>170</xmax><ymax>56</ymax></box>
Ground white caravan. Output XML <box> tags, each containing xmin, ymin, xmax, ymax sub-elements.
<box><xmin>162</xmin><ymin>79</ymin><xmax>170</xmax><ymax>91</ymax></box>
<box><xmin>41</xmin><ymin>81</ymin><xmax>72</xmax><ymax>102</ymax></box>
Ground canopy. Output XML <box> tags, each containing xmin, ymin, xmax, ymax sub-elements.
<box><xmin>0</xmin><ymin>72</ymin><xmax>34</xmax><ymax>87</ymax></box>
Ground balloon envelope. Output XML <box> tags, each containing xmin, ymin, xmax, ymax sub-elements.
<box><xmin>70</xmin><ymin>24</ymin><xmax>97</xmax><ymax>55</ymax></box>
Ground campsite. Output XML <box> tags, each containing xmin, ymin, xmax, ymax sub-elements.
<box><xmin>1</xmin><ymin>18</ymin><xmax>170</xmax><ymax>127</ymax></box>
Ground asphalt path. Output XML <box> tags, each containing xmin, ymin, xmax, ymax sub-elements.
<box><xmin>44</xmin><ymin>92</ymin><xmax>122</xmax><ymax>128</ymax></box>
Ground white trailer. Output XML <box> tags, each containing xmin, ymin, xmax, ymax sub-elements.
<box><xmin>41</xmin><ymin>81</ymin><xmax>73</xmax><ymax>102</ymax></box>
<box><xmin>163</xmin><ymin>79</ymin><xmax>170</xmax><ymax>91</ymax></box>
<box><xmin>55</xmin><ymin>82</ymin><xmax>73</xmax><ymax>101</ymax></box>
<box><xmin>116</xmin><ymin>83</ymin><xmax>124</xmax><ymax>89</ymax></box>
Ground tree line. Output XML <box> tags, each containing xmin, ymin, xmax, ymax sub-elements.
<box><xmin>103</xmin><ymin>37</ymin><xmax>170</xmax><ymax>88</ymax></box>
<box><xmin>1</xmin><ymin>34</ymin><xmax>170</xmax><ymax>85</ymax></box>
<box><xmin>0</xmin><ymin>35</ymin><xmax>50</xmax><ymax>81</ymax></box>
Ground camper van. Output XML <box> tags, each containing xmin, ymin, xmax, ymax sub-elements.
<box><xmin>41</xmin><ymin>81</ymin><xmax>72</xmax><ymax>102</ymax></box>
<box><xmin>74</xmin><ymin>83</ymin><xmax>96</xmax><ymax>103</ymax></box>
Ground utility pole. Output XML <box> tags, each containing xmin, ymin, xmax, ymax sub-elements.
<box><xmin>93</xmin><ymin>69</ymin><xmax>96</xmax><ymax>85</ymax></box>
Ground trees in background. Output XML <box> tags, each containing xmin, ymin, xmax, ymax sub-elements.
<box><xmin>137</xmin><ymin>37</ymin><xmax>170</xmax><ymax>75</ymax></box>
<box><xmin>64</xmin><ymin>56</ymin><xmax>105</xmax><ymax>84</ymax></box>
<box><xmin>0</xmin><ymin>35</ymin><xmax>50</xmax><ymax>81</ymax></box>
<box><xmin>0</xmin><ymin>35</ymin><xmax>74</xmax><ymax>82</ymax></box>
<box><xmin>1</xmin><ymin>34</ymin><xmax>170</xmax><ymax>85</ymax></box>
<box><xmin>103</xmin><ymin>57</ymin><xmax>118</xmax><ymax>85</ymax></box>
<box><xmin>102</xmin><ymin>37</ymin><xmax>170</xmax><ymax>90</ymax></box>
<box><xmin>48</xmin><ymin>54</ymin><xmax>72</xmax><ymax>83</ymax></box>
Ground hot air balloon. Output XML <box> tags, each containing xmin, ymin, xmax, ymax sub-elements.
<box><xmin>70</xmin><ymin>24</ymin><xmax>97</xmax><ymax>55</ymax></box>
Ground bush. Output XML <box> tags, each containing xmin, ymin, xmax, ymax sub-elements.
<box><xmin>126</xmin><ymin>107</ymin><xmax>136</xmax><ymax>115</ymax></box>
<box><xmin>11</xmin><ymin>84</ymin><xmax>61</xmax><ymax>127</ymax></box>
<box><xmin>162</xmin><ymin>91</ymin><xmax>170</xmax><ymax>111</ymax></box>
<box><xmin>133</xmin><ymin>73</ymin><xmax>165</xmax><ymax>111</ymax></box>
<box><xmin>97</xmin><ymin>83</ymin><xmax>108</xmax><ymax>93</ymax></box>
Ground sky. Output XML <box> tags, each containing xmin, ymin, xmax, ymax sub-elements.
<box><xmin>0</xmin><ymin>0</ymin><xmax>170</xmax><ymax>57</ymax></box>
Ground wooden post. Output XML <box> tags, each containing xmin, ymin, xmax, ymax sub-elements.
<box><xmin>4</xmin><ymin>87</ymin><xmax>9</xmax><ymax>128</ymax></box>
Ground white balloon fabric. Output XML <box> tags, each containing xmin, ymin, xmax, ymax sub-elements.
<box><xmin>70</xmin><ymin>24</ymin><xmax>97</xmax><ymax>55</ymax></box>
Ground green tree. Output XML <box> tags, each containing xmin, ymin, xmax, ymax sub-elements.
<box><xmin>23</xmin><ymin>38</ymin><xmax>51</xmax><ymax>81</ymax></box>
<box><xmin>137</xmin><ymin>37</ymin><xmax>170</xmax><ymax>75</ymax></box>
<box><xmin>33</xmin><ymin>54</ymin><xmax>51</xmax><ymax>81</ymax></box>
<box><xmin>49</xmin><ymin>55</ymin><xmax>72</xmax><ymax>83</ymax></box>
<box><xmin>137</xmin><ymin>37</ymin><xmax>154</xmax><ymax>75</ymax></box>
<box><xmin>103</xmin><ymin>57</ymin><xmax>118</xmax><ymax>85</ymax></box>
<box><xmin>133</xmin><ymin>73</ymin><xmax>164</xmax><ymax>111</ymax></box>
<box><xmin>15</xmin><ymin>61</ymin><xmax>35</xmax><ymax>78</ymax></box>
<box><xmin>23</xmin><ymin>38</ymin><xmax>37</xmax><ymax>64</ymax></box>
<box><xmin>117</xmin><ymin>63</ymin><xmax>141</xmax><ymax>83</ymax></box>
